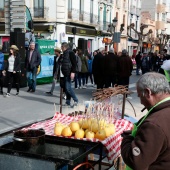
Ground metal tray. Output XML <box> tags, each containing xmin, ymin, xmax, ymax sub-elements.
<box><xmin>0</xmin><ymin>135</ymin><xmax>101</xmax><ymax>166</ymax></box>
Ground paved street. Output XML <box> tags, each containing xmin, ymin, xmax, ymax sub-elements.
<box><xmin>0</xmin><ymin>71</ymin><xmax>146</xmax><ymax>134</ymax></box>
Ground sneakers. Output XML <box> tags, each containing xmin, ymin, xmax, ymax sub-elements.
<box><xmin>75</xmin><ymin>87</ymin><xmax>79</xmax><ymax>90</ymax></box>
<box><xmin>4</xmin><ymin>93</ymin><xmax>10</xmax><ymax>97</ymax></box>
<box><xmin>82</xmin><ymin>86</ymin><xmax>86</xmax><ymax>89</ymax></box>
<box><xmin>63</xmin><ymin>103</ymin><xmax>70</xmax><ymax>107</ymax></box>
<box><xmin>16</xmin><ymin>92</ymin><xmax>19</xmax><ymax>96</ymax></box>
<box><xmin>63</xmin><ymin>94</ymin><xmax>66</xmax><ymax>100</ymax></box>
<box><xmin>27</xmin><ymin>88</ymin><xmax>31</xmax><ymax>92</ymax></box>
<box><xmin>73</xmin><ymin>101</ymin><xmax>78</xmax><ymax>107</ymax></box>
<box><xmin>46</xmin><ymin>91</ymin><xmax>53</xmax><ymax>95</ymax></box>
<box><xmin>79</xmin><ymin>86</ymin><xmax>82</xmax><ymax>89</ymax></box>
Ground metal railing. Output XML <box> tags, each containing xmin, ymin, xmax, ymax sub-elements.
<box><xmin>30</xmin><ymin>7</ymin><xmax>49</xmax><ymax>19</ymax></box>
<box><xmin>68</xmin><ymin>8</ymin><xmax>98</xmax><ymax>25</ymax></box>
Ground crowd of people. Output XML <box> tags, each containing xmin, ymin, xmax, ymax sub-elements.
<box><xmin>135</xmin><ymin>49</ymin><xmax>170</xmax><ymax>76</ymax></box>
<box><xmin>1</xmin><ymin>40</ymin><xmax>170</xmax><ymax>107</ymax></box>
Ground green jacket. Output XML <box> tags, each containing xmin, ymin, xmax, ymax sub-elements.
<box><xmin>80</xmin><ymin>55</ymin><xmax>88</xmax><ymax>73</ymax></box>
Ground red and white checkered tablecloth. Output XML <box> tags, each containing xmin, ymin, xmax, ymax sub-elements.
<box><xmin>24</xmin><ymin>112</ymin><xmax>133</xmax><ymax>163</ymax></box>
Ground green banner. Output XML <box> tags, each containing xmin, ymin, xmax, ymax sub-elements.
<box><xmin>25</xmin><ymin>5</ymin><xmax>32</xmax><ymax>30</ymax></box>
<box><xmin>36</xmin><ymin>39</ymin><xmax>55</xmax><ymax>55</ymax></box>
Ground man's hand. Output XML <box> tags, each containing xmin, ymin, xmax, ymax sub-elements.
<box><xmin>70</xmin><ymin>72</ymin><xmax>75</xmax><ymax>80</ymax></box>
<box><xmin>13</xmin><ymin>71</ymin><xmax>16</xmax><ymax>74</ymax></box>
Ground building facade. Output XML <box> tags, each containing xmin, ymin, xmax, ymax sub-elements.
<box><xmin>127</xmin><ymin>0</ymin><xmax>142</xmax><ymax>56</ymax></box>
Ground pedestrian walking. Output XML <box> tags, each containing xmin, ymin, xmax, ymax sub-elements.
<box><xmin>78</xmin><ymin>50</ymin><xmax>88</xmax><ymax>89</ymax></box>
<box><xmin>0</xmin><ymin>45</ymin><xmax>4</xmax><ymax>94</ymax></box>
<box><xmin>104</xmin><ymin>47</ymin><xmax>118</xmax><ymax>88</ymax></box>
<box><xmin>117</xmin><ymin>49</ymin><xmax>133</xmax><ymax>89</ymax></box>
<box><xmin>4</xmin><ymin>45</ymin><xmax>21</xmax><ymax>97</ymax></box>
<box><xmin>141</xmin><ymin>52</ymin><xmax>150</xmax><ymax>74</ymax></box>
<box><xmin>155</xmin><ymin>53</ymin><xmax>166</xmax><ymax>72</ymax></box>
<box><xmin>46</xmin><ymin>47</ymin><xmax>65</xmax><ymax>96</ymax></box>
<box><xmin>61</xmin><ymin>42</ymin><xmax>78</xmax><ymax>107</ymax></box>
<box><xmin>92</xmin><ymin>47</ymin><xmax>105</xmax><ymax>89</ymax></box>
<box><xmin>85</xmin><ymin>54</ymin><xmax>94</xmax><ymax>86</ymax></box>
<box><xmin>121</xmin><ymin>72</ymin><xmax>170</xmax><ymax>170</ymax></box>
<box><xmin>73</xmin><ymin>48</ymin><xmax>82</xmax><ymax>89</ymax></box>
<box><xmin>25</xmin><ymin>42</ymin><xmax>41</xmax><ymax>92</ymax></box>
<box><xmin>135</xmin><ymin>51</ymin><xmax>141</xmax><ymax>75</ymax></box>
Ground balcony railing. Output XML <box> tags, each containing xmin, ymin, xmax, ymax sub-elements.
<box><xmin>68</xmin><ymin>9</ymin><xmax>98</xmax><ymax>25</ymax></box>
<box><xmin>30</xmin><ymin>7</ymin><xmax>49</xmax><ymax>19</ymax></box>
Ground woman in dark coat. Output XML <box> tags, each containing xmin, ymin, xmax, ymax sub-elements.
<box><xmin>104</xmin><ymin>48</ymin><xmax>118</xmax><ymax>88</ymax></box>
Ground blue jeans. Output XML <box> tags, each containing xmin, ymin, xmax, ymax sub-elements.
<box><xmin>26</xmin><ymin>67</ymin><xmax>37</xmax><ymax>91</ymax></box>
<box><xmin>64</xmin><ymin>76</ymin><xmax>78</xmax><ymax>105</ymax></box>
<box><xmin>136</xmin><ymin>64</ymin><xmax>140</xmax><ymax>75</ymax></box>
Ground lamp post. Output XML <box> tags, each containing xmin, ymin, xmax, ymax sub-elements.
<box><xmin>107</xmin><ymin>17</ymin><xmax>118</xmax><ymax>49</ymax></box>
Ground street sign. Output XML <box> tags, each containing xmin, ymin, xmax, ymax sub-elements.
<box><xmin>113</xmin><ymin>32</ymin><xmax>121</xmax><ymax>43</ymax></box>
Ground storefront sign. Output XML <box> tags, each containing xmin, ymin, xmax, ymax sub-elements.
<box><xmin>66</xmin><ymin>26</ymin><xmax>96</xmax><ymax>37</ymax></box>
<box><xmin>36</xmin><ymin>39</ymin><xmax>55</xmax><ymax>55</ymax></box>
<box><xmin>37</xmin><ymin>55</ymin><xmax>54</xmax><ymax>79</ymax></box>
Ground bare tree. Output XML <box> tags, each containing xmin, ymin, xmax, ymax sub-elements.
<box><xmin>127</xmin><ymin>23</ymin><xmax>153</xmax><ymax>52</ymax></box>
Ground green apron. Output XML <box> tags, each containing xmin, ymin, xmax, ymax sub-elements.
<box><xmin>125</xmin><ymin>97</ymin><xmax>170</xmax><ymax>170</ymax></box>
<box><xmin>164</xmin><ymin>70</ymin><xmax>170</xmax><ymax>83</ymax></box>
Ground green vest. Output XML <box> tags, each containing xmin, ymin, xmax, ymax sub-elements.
<box><xmin>164</xmin><ymin>70</ymin><xmax>170</xmax><ymax>82</ymax></box>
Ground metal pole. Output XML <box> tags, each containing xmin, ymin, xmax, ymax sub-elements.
<box><xmin>121</xmin><ymin>94</ymin><xmax>126</xmax><ymax>119</ymax></box>
<box><xmin>60</xmin><ymin>88</ymin><xmax>63</xmax><ymax>113</ymax></box>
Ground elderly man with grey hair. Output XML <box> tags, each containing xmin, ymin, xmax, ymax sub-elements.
<box><xmin>121</xmin><ymin>72</ymin><xmax>170</xmax><ymax>170</ymax></box>
<box><xmin>92</xmin><ymin>47</ymin><xmax>105</xmax><ymax>89</ymax></box>
<box><xmin>25</xmin><ymin>42</ymin><xmax>41</xmax><ymax>92</ymax></box>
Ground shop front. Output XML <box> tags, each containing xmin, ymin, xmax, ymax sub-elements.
<box><xmin>66</xmin><ymin>25</ymin><xmax>96</xmax><ymax>54</ymax></box>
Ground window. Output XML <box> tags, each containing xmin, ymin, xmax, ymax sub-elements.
<box><xmin>90</xmin><ymin>0</ymin><xmax>93</xmax><ymax>23</ymax></box>
<box><xmin>157</xmin><ymin>13</ymin><xmax>159</xmax><ymax>21</ymax></box>
<box><xmin>34</xmin><ymin>0</ymin><xmax>44</xmax><ymax>18</ymax></box>
<box><xmin>116</xmin><ymin>12</ymin><xmax>118</xmax><ymax>19</ymax></box>
<box><xmin>80</xmin><ymin>0</ymin><xmax>84</xmax><ymax>13</ymax></box>
<box><xmin>68</xmin><ymin>0</ymin><xmax>72</xmax><ymax>10</ymax></box>
<box><xmin>0</xmin><ymin>0</ymin><xmax>5</xmax><ymax>18</ymax></box>
<box><xmin>0</xmin><ymin>0</ymin><xmax>4</xmax><ymax>10</ymax></box>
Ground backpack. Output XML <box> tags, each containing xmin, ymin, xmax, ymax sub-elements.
<box><xmin>141</xmin><ymin>57</ymin><xmax>147</xmax><ymax>68</ymax></box>
<box><xmin>76</xmin><ymin>55</ymin><xmax>82</xmax><ymax>72</ymax></box>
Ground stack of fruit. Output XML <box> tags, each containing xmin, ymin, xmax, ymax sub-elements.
<box><xmin>54</xmin><ymin>117</ymin><xmax>116</xmax><ymax>140</ymax></box>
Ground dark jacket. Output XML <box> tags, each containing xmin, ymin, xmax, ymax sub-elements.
<box><xmin>53</xmin><ymin>55</ymin><xmax>57</xmax><ymax>76</ymax></box>
<box><xmin>92</xmin><ymin>52</ymin><xmax>104</xmax><ymax>76</ymax></box>
<box><xmin>104</xmin><ymin>52</ymin><xmax>118</xmax><ymax>76</ymax></box>
<box><xmin>80</xmin><ymin>55</ymin><xmax>88</xmax><ymax>73</ymax></box>
<box><xmin>135</xmin><ymin>53</ymin><xmax>141</xmax><ymax>66</ymax></box>
<box><xmin>117</xmin><ymin>54</ymin><xmax>133</xmax><ymax>77</ymax></box>
<box><xmin>6</xmin><ymin>54</ymin><xmax>21</xmax><ymax>72</ymax></box>
<box><xmin>25</xmin><ymin>49</ymin><xmax>41</xmax><ymax>70</ymax></box>
<box><xmin>53</xmin><ymin>54</ymin><xmax>63</xmax><ymax>79</ymax></box>
<box><xmin>61</xmin><ymin>49</ymin><xmax>76</xmax><ymax>76</ymax></box>
<box><xmin>121</xmin><ymin>100</ymin><xmax>170</xmax><ymax>170</ymax></box>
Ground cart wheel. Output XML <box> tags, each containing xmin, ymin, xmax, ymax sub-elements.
<box><xmin>73</xmin><ymin>162</ymin><xmax>94</xmax><ymax>170</ymax></box>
